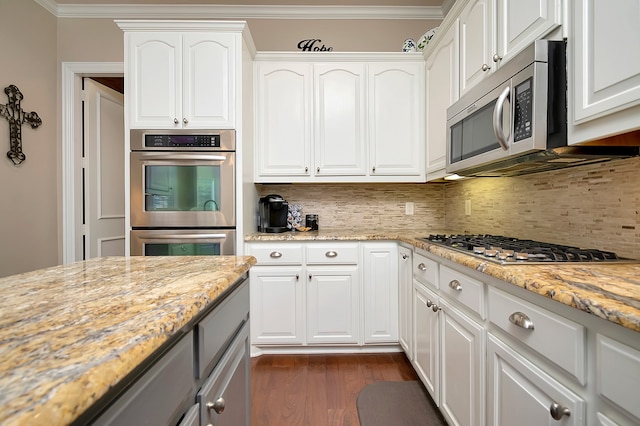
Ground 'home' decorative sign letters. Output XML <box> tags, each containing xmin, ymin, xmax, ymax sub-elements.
<box><xmin>0</xmin><ymin>85</ymin><xmax>42</xmax><ymax>166</ymax></box>
<box><xmin>298</xmin><ymin>39</ymin><xmax>334</xmax><ymax>51</ymax></box>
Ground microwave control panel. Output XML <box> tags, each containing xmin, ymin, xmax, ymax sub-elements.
<box><xmin>513</xmin><ymin>77</ymin><xmax>533</xmax><ymax>142</ymax></box>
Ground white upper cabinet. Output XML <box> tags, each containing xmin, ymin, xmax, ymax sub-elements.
<box><xmin>368</xmin><ymin>62</ymin><xmax>425</xmax><ymax>177</ymax></box>
<box><xmin>568</xmin><ymin>0</ymin><xmax>640</xmax><ymax>144</ymax></box>
<box><xmin>255</xmin><ymin>62</ymin><xmax>313</xmax><ymax>177</ymax></box>
<box><xmin>458</xmin><ymin>0</ymin><xmax>563</xmax><ymax>97</ymax></box>
<box><xmin>254</xmin><ymin>54</ymin><xmax>425</xmax><ymax>183</ymax></box>
<box><xmin>123</xmin><ymin>29</ymin><xmax>237</xmax><ymax>129</ymax></box>
<box><xmin>425</xmin><ymin>22</ymin><xmax>459</xmax><ymax>181</ymax></box>
<box><xmin>314</xmin><ymin>63</ymin><xmax>367</xmax><ymax>176</ymax></box>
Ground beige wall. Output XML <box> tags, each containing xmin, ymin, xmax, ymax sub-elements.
<box><xmin>0</xmin><ymin>0</ymin><xmax>58</xmax><ymax>277</ymax></box>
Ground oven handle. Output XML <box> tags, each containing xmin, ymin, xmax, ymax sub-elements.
<box><xmin>492</xmin><ymin>86</ymin><xmax>510</xmax><ymax>151</ymax></box>
<box><xmin>137</xmin><ymin>233</ymin><xmax>228</xmax><ymax>240</ymax></box>
<box><xmin>137</xmin><ymin>153</ymin><xmax>228</xmax><ymax>161</ymax></box>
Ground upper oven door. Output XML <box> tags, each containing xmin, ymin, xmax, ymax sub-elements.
<box><xmin>130</xmin><ymin>151</ymin><xmax>235</xmax><ymax>228</ymax></box>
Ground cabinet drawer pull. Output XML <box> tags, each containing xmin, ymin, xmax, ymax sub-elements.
<box><xmin>448</xmin><ymin>280</ymin><xmax>462</xmax><ymax>291</ymax></box>
<box><xmin>269</xmin><ymin>251</ymin><xmax>282</xmax><ymax>259</ymax></box>
<box><xmin>325</xmin><ymin>250</ymin><xmax>338</xmax><ymax>258</ymax></box>
<box><xmin>426</xmin><ymin>299</ymin><xmax>433</xmax><ymax>308</ymax></box>
<box><xmin>417</xmin><ymin>263</ymin><xmax>427</xmax><ymax>271</ymax></box>
<box><xmin>207</xmin><ymin>397</ymin><xmax>225</xmax><ymax>414</ymax></box>
<box><xmin>549</xmin><ymin>403</ymin><xmax>570</xmax><ymax>420</ymax></box>
<box><xmin>402</xmin><ymin>253</ymin><xmax>408</xmax><ymax>260</ymax></box>
<box><xmin>509</xmin><ymin>312</ymin><xmax>535</xmax><ymax>330</ymax></box>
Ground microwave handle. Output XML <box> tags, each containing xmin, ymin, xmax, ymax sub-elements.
<box><xmin>493</xmin><ymin>86</ymin><xmax>510</xmax><ymax>151</ymax></box>
<box><xmin>138</xmin><ymin>153</ymin><xmax>228</xmax><ymax>161</ymax></box>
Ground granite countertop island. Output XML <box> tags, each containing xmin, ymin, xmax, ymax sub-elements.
<box><xmin>246</xmin><ymin>229</ymin><xmax>640</xmax><ymax>333</ymax></box>
<box><xmin>0</xmin><ymin>255</ymin><xmax>256</xmax><ymax>426</ymax></box>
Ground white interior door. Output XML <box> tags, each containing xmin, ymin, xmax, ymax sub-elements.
<box><xmin>83</xmin><ymin>78</ymin><xmax>125</xmax><ymax>258</ymax></box>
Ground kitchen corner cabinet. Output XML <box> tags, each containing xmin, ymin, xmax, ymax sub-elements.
<box><xmin>122</xmin><ymin>26</ymin><xmax>238</xmax><ymax>129</ymax></box>
<box><xmin>568</xmin><ymin>0</ymin><xmax>640</xmax><ymax>144</ymax></box>
<box><xmin>254</xmin><ymin>55</ymin><xmax>425</xmax><ymax>183</ymax></box>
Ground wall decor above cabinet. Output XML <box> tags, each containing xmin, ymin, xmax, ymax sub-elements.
<box><xmin>254</xmin><ymin>53</ymin><xmax>425</xmax><ymax>183</ymax></box>
<box><xmin>117</xmin><ymin>20</ymin><xmax>251</xmax><ymax>130</ymax></box>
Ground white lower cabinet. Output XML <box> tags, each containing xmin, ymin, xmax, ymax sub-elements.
<box><xmin>398</xmin><ymin>245</ymin><xmax>413</xmax><ymax>358</ymax></box>
<box><xmin>413</xmin><ymin>280</ymin><xmax>440</xmax><ymax>405</ymax></box>
<box><xmin>439</xmin><ymin>298</ymin><xmax>484</xmax><ymax>426</ymax></box>
<box><xmin>247</xmin><ymin>241</ymin><xmax>398</xmax><ymax>352</ymax></box>
<box><xmin>487</xmin><ymin>334</ymin><xmax>585</xmax><ymax>426</ymax></box>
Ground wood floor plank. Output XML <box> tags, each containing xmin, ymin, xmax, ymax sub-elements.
<box><xmin>250</xmin><ymin>352</ymin><xmax>419</xmax><ymax>426</ymax></box>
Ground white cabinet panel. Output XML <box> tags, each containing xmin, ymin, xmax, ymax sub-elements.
<box><xmin>487</xmin><ymin>334</ymin><xmax>585</xmax><ymax>426</ymax></box>
<box><xmin>398</xmin><ymin>246</ymin><xmax>413</xmax><ymax>358</ymax></box>
<box><xmin>255</xmin><ymin>62</ymin><xmax>313</xmax><ymax>177</ymax></box>
<box><xmin>413</xmin><ymin>280</ymin><xmax>440</xmax><ymax>405</ymax></box>
<box><xmin>459</xmin><ymin>0</ymin><xmax>494</xmax><ymax>96</ymax></box>
<box><xmin>362</xmin><ymin>243</ymin><xmax>399</xmax><ymax>343</ymax></box>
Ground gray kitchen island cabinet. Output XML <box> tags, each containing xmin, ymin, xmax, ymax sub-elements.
<box><xmin>93</xmin><ymin>280</ymin><xmax>250</xmax><ymax>426</ymax></box>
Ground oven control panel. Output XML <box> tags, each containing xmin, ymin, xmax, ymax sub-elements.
<box><xmin>145</xmin><ymin>134</ymin><xmax>221</xmax><ymax>148</ymax></box>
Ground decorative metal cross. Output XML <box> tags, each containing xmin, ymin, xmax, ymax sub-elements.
<box><xmin>0</xmin><ymin>85</ymin><xmax>42</xmax><ymax>165</ymax></box>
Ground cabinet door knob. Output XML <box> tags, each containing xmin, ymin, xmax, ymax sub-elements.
<box><xmin>417</xmin><ymin>263</ymin><xmax>427</xmax><ymax>271</ymax></box>
<box><xmin>426</xmin><ymin>299</ymin><xmax>433</xmax><ymax>308</ymax></box>
<box><xmin>207</xmin><ymin>397</ymin><xmax>225</xmax><ymax>414</ymax></box>
<box><xmin>309</xmin><ymin>274</ymin><xmax>312</xmax><ymax>280</ymax></box>
<box><xmin>431</xmin><ymin>303</ymin><xmax>441</xmax><ymax>313</ymax></box>
<box><xmin>173</xmin><ymin>118</ymin><xmax>179</xmax><ymax>124</ymax></box>
<box><xmin>269</xmin><ymin>251</ymin><xmax>282</xmax><ymax>258</ymax></box>
<box><xmin>183</xmin><ymin>117</ymin><xmax>188</xmax><ymax>124</ymax></box>
<box><xmin>402</xmin><ymin>254</ymin><xmax>408</xmax><ymax>260</ymax></box>
<box><xmin>481</xmin><ymin>63</ymin><xmax>490</xmax><ymax>72</ymax></box>
<box><xmin>295</xmin><ymin>274</ymin><xmax>299</xmax><ymax>281</ymax></box>
<box><xmin>317</xmin><ymin>167</ymin><xmax>320</xmax><ymax>173</ymax></box>
<box><xmin>492</xmin><ymin>53</ymin><xmax>502</xmax><ymax>63</ymax></box>
<box><xmin>448</xmin><ymin>280</ymin><xmax>462</xmax><ymax>292</ymax></box>
<box><xmin>508</xmin><ymin>312</ymin><xmax>535</xmax><ymax>330</ymax></box>
<box><xmin>325</xmin><ymin>250</ymin><xmax>338</xmax><ymax>258</ymax></box>
<box><xmin>305</xmin><ymin>167</ymin><xmax>309</xmax><ymax>173</ymax></box>
<box><xmin>549</xmin><ymin>403</ymin><xmax>571</xmax><ymax>420</ymax></box>
<box><xmin>372</xmin><ymin>166</ymin><xmax>376</xmax><ymax>173</ymax></box>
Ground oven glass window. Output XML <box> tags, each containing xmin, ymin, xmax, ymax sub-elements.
<box><xmin>144</xmin><ymin>165</ymin><xmax>222</xmax><ymax>212</ymax></box>
<box><xmin>450</xmin><ymin>100</ymin><xmax>503</xmax><ymax>163</ymax></box>
<box><xmin>144</xmin><ymin>243</ymin><xmax>221</xmax><ymax>256</ymax></box>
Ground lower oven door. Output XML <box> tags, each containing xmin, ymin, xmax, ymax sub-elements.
<box><xmin>130</xmin><ymin>229</ymin><xmax>236</xmax><ymax>256</ymax></box>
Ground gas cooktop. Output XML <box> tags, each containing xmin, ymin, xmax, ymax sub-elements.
<box><xmin>419</xmin><ymin>234</ymin><xmax>636</xmax><ymax>265</ymax></box>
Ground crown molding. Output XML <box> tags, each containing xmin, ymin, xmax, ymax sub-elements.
<box><xmin>34</xmin><ymin>0</ymin><xmax>443</xmax><ymax>20</ymax></box>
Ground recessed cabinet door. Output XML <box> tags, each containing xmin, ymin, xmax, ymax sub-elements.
<box><xmin>398</xmin><ymin>246</ymin><xmax>413</xmax><ymax>358</ymax></box>
<box><xmin>127</xmin><ymin>32</ymin><xmax>182</xmax><ymax>129</ymax></box>
<box><xmin>250</xmin><ymin>266</ymin><xmax>304</xmax><ymax>345</ymax></box>
<box><xmin>368</xmin><ymin>62</ymin><xmax>425</xmax><ymax>178</ymax></box>
<box><xmin>306</xmin><ymin>266</ymin><xmax>360</xmax><ymax>344</ymax></box>
<box><xmin>182</xmin><ymin>33</ymin><xmax>236</xmax><ymax>129</ymax></box>
<box><xmin>314</xmin><ymin>64</ymin><xmax>367</xmax><ymax>176</ymax></box>
<box><xmin>362</xmin><ymin>243</ymin><xmax>399</xmax><ymax>343</ymax></box>
<box><xmin>255</xmin><ymin>62</ymin><xmax>313</xmax><ymax>179</ymax></box>
<box><xmin>426</xmin><ymin>23</ymin><xmax>459</xmax><ymax>180</ymax></box>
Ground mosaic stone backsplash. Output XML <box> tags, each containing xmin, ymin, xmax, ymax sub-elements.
<box><xmin>257</xmin><ymin>156</ymin><xmax>640</xmax><ymax>260</ymax></box>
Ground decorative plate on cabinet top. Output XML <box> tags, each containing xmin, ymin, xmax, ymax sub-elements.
<box><xmin>417</xmin><ymin>27</ymin><xmax>439</xmax><ymax>51</ymax></box>
<box><xmin>402</xmin><ymin>38</ymin><xmax>416</xmax><ymax>52</ymax></box>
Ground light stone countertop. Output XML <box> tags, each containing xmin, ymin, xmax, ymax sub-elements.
<box><xmin>0</xmin><ymin>255</ymin><xmax>256</xmax><ymax>426</ymax></box>
<box><xmin>246</xmin><ymin>229</ymin><xmax>640</xmax><ymax>333</ymax></box>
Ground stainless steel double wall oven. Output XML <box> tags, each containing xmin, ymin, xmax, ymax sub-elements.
<box><xmin>130</xmin><ymin>129</ymin><xmax>236</xmax><ymax>256</ymax></box>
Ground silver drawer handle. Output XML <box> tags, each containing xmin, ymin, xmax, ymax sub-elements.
<box><xmin>325</xmin><ymin>250</ymin><xmax>338</xmax><ymax>258</ymax></box>
<box><xmin>549</xmin><ymin>403</ymin><xmax>571</xmax><ymax>420</ymax></box>
<box><xmin>448</xmin><ymin>280</ymin><xmax>462</xmax><ymax>291</ymax></box>
<box><xmin>207</xmin><ymin>397</ymin><xmax>225</xmax><ymax>414</ymax></box>
<box><xmin>417</xmin><ymin>263</ymin><xmax>427</xmax><ymax>271</ymax></box>
<box><xmin>509</xmin><ymin>312</ymin><xmax>534</xmax><ymax>330</ymax></box>
<box><xmin>269</xmin><ymin>251</ymin><xmax>282</xmax><ymax>258</ymax></box>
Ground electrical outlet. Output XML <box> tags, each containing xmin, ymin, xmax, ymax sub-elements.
<box><xmin>405</xmin><ymin>202</ymin><xmax>414</xmax><ymax>215</ymax></box>
<box><xmin>465</xmin><ymin>199</ymin><xmax>472</xmax><ymax>216</ymax></box>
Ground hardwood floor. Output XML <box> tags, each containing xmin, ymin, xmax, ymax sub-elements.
<box><xmin>250</xmin><ymin>353</ymin><xmax>420</xmax><ymax>426</ymax></box>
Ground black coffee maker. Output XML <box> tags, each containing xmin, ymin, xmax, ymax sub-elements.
<box><xmin>258</xmin><ymin>194</ymin><xmax>289</xmax><ymax>233</ymax></box>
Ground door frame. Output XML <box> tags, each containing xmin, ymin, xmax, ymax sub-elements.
<box><xmin>61</xmin><ymin>62</ymin><xmax>124</xmax><ymax>264</ymax></box>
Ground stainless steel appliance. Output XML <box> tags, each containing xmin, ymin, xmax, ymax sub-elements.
<box><xmin>130</xmin><ymin>129</ymin><xmax>236</xmax><ymax>255</ymax></box>
<box><xmin>258</xmin><ymin>194</ymin><xmax>289</xmax><ymax>233</ymax></box>
<box><xmin>446</xmin><ymin>40</ymin><xmax>639</xmax><ymax>177</ymax></box>
<box><xmin>420</xmin><ymin>234</ymin><xmax>635</xmax><ymax>265</ymax></box>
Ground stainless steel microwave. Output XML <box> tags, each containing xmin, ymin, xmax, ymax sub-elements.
<box><xmin>446</xmin><ymin>40</ymin><xmax>637</xmax><ymax>177</ymax></box>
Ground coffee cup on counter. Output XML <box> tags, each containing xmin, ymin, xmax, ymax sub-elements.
<box><xmin>306</xmin><ymin>214</ymin><xmax>319</xmax><ymax>231</ymax></box>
